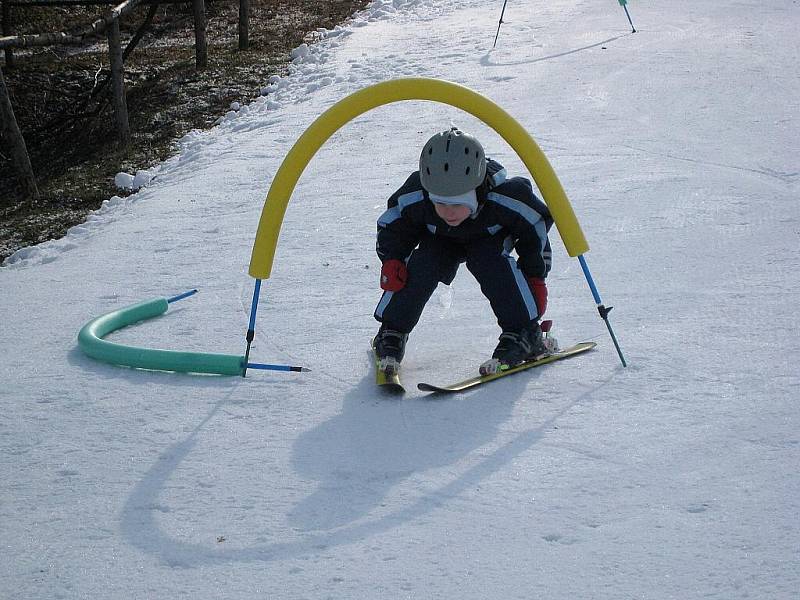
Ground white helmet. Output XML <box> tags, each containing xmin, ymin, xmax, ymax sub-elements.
<box><xmin>419</xmin><ymin>127</ymin><xmax>487</xmax><ymax>197</ymax></box>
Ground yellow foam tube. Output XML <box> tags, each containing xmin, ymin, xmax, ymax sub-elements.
<box><xmin>249</xmin><ymin>78</ymin><xmax>589</xmax><ymax>279</ymax></box>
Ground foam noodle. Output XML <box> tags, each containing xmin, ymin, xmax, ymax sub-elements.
<box><xmin>78</xmin><ymin>297</ymin><xmax>244</xmax><ymax>375</ymax></box>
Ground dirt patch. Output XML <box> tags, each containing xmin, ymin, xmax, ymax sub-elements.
<box><xmin>0</xmin><ymin>0</ymin><xmax>370</xmax><ymax>262</ymax></box>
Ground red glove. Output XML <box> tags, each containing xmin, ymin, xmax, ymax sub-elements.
<box><xmin>527</xmin><ymin>277</ymin><xmax>548</xmax><ymax>317</ymax></box>
<box><xmin>380</xmin><ymin>259</ymin><xmax>408</xmax><ymax>292</ymax></box>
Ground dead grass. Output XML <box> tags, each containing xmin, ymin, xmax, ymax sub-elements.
<box><xmin>0</xmin><ymin>0</ymin><xmax>370</xmax><ymax>261</ymax></box>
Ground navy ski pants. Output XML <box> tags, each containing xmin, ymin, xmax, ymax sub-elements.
<box><xmin>374</xmin><ymin>234</ymin><xmax>540</xmax><ymax>334</ymax></box>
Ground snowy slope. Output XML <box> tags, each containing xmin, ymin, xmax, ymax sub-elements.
<box><xmin>2</xmin><ymin>0</ymin><xmax>799</xmax><ymax>598</ymax></box>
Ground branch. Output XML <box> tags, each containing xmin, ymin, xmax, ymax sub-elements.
<box><xmin>0</xmin><ymin>0</ymin><xmax>143</xmax><ymax>50</ymax></box>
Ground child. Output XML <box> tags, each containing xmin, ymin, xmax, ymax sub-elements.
<box><xmin>373</xmin><ymin>127</ymin><xmax>553</xmax><ymax>375</ymax></box>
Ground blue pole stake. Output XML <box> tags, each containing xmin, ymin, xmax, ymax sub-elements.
<box><xmin>241</xmin><ymin>279</ymin><xmax>262</xmax><ymax>377</ymax></box>
<box><xmin>618</xmin><ymin>0</ymin><xmax>636</xmax><ymax>33</ymax></box>
<box><xmin>577</xmin><ymin>255</ymin><xmax>627</xmax><ymax>367</ymax></box>
<box><xmin>161</xmin><ymin>286</ymin><xmax>309</xmax><ymax>376</ymax></box>
<box><xmin>167</xmin><ymin>289</ymin><xmax>198</xmax><ymax>303</ymax></box>
<box><xmin>247</xmin><ymin>362</ymin><xmax>311</xmax><ymax>373</ymax></box>
<box><xmin>248</xmin><ymin>279</ymin><xmax>262</xmax><ymax>332</ymax></box>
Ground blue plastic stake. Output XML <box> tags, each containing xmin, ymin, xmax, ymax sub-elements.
<box><xmin>247</xmin><ymin>362</ymin><xmax>311</xmax><ymax>373</ymax></box>
<box><xmin>167</xmin><ymin>289</ymin><xmax>198</xmax><ymax>303</ymax></box>
<box><xmin>618</xmin><ymin>0</ymin><xmax>636</xmax><ymax>33</ymax></box>
<box><xmin>241</xmin><ymin>279</ymin><xmax>262</xmax><ymax>377</ymax></box>
<box><xmin>247</xmin><ymin>279</ymin><xmax>262</xmax><ymax>332</ymax></box>
<box><xmin>577</xmin><ymin>255</ymin><xmax>627</xmax><ymax>367</ymax></box>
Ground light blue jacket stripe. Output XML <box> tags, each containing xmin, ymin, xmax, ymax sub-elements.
<box><xmin>374</xmin><ymin>290</ymin><xmax>394</xmax><ymax>319</ymax></box>
<box><xmin>378</xmin><ymin>190</ymin><xmax>425</xmax><ymax>227</ymax></box>
<box><xmin>487</xmin><ymin>192</ymin><xmax>548</xmax><ymax>241</ymax></box>
<box><xmin>492</xmin><ymin>168</ymin><xmax>507</xmax><ymax>186</ymax></box>
<box><xmin>508</xmin><ymin>255</ymin><xmax>539</xmax><ymax>319</ymax></box>
<box><xmin>377</xmin><ymin>206</ymin><xmax>401</xmax><ymax>227</ymax></box>
<box><xmin>502</xmin><ymin>239</ymin><xmax>539</xmax><ymax>320</ymax></box>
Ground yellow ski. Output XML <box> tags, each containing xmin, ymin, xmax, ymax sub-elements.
<box><xmin>372</xmin><ymin>343</ymin><xmax>405</xmax><ymax>394</ymax></box>
<box><xmin>417</xmin><ymin>342</ymin><xmax>596</xmax><ymax>394</ymax></box>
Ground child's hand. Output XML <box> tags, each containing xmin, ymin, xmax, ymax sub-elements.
<box><xmin>527</xmin><ymin>277</ymin><xmax>548</xmax><ymax>317</ymax></box>
<box><xmin>380</xmin><ymin>259</ymin><xmax>408</xmax><ymax>292</ymax></box>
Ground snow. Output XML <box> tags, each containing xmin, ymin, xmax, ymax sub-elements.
<box><xmin>114</xmin><ymin>169</ymin><xmax>157</xmax><ymax>192</ymax></box>
<box><xmin>2</xmin><ymin>0</ymin><xmax>799</xmax><ymax>597</ymax></box>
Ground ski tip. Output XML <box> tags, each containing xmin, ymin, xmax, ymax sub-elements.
<box><xmin>417</xmin><ymin>383</ymin><xmax>449</xmax><ymax>394</ymax></box>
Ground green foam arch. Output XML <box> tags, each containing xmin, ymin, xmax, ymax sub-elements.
<box><xmin>78</xmin><ymin>297</ymin><xmax>245</xmax><ymax>376</ymax></box>
<box><xmin>249</xmin><ymin>77</ymin><xmax>589</xmax><ymax>280</ymax></box>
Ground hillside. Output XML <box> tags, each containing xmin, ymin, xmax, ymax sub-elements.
<box><xmin>1</xmin><ymin>0</ymin><xmax>369</xmax><ymax>260</ymax></box>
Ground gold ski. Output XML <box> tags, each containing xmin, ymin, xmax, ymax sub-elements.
<box><xmin>417</xmin><ymin>342</ymin><xmax>596</xmax><ymax>394</ymax></box>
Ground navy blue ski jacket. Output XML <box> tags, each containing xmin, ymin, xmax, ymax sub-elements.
<box><xmin>376</xmin><ymin>159</ymin><xmax>554</xmax><ymax>279</ymax></box>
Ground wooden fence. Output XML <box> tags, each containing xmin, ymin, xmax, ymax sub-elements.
<box><xmin>0</xmin><ymin>0</ymin><xmax>251</xmax><ymax>200</ymax></box>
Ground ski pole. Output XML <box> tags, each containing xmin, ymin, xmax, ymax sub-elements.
<box><xmin>618</xmin><ymin>0</ymin><xmax>636</xmax><ymax>33</ymax></box>
<box><xmin>577</xmin><ymin>255</ymin><xmax>627</xmax><ymax>367</ymax></box>
<box><xmin>493</xmin><ymin>0</ymin><xmax>509</xmax><ymax>49</ymax></box>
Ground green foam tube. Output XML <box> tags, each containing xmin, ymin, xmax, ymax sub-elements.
<box><xmin>78</xmin><ymin>297</ymin><xmax>244</xmax><ymax>376</ymax></box>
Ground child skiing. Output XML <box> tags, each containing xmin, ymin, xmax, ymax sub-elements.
<box><xmin>373</xmin><ymin>126</ymin><xmax>554</xmax><ymax>376</ymax></box>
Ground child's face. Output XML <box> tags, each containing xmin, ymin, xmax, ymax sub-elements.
<box><xmin>434</xmin><ymin>202</ymin><xmax>472</xmax><ymax>227</ymax></box>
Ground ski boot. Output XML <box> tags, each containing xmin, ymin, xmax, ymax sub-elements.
<box><xmin>479</xmin><ymin>320</ymin><xmax>552</xmax><ymax>376</ymax></box>
<box><xmin>373</xmin><ymin>326</ymin><xmax>408</xmax><ymax>376</ymax></box>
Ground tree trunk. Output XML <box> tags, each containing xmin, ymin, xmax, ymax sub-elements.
<box><xmin>2</xmin><ymin>0</ymin><xmax>14</xmax><ymax>66</ymax></box>
<box><xmin>0</xmin><ymin>66</ymin><xmax>38</xmax><ymax>202</ymax></box>
<box><xmin>192</xmin><ymin>0</ymin><xmax>207</xmax><ymax>70</ymax></box>
<box><xmin>106</xmin><ymin>18</ymin><xmax>130</xmax><ymax>144</ymax></box>
<box><xmin>238</xmin><ymin>0</ymin><xmax>249</xmax><ymax>50</ymax></box>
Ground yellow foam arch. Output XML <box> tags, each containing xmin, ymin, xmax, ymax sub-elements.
<box><xmin>249</xmin><ymin>78</ymin><xmax>588</xmax><ymax>279</ymax></box>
